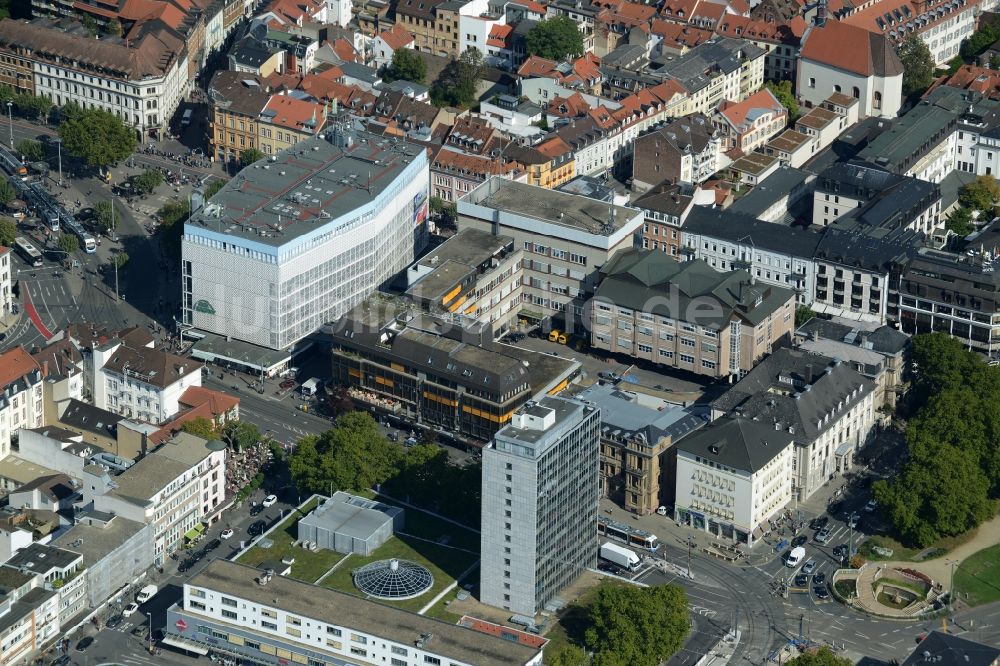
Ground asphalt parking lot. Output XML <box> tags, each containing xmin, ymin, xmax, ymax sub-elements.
<box><xmin>501</xmin><ymin>333</ymin><xmax>720</xmax><ymax>401</ymax></box>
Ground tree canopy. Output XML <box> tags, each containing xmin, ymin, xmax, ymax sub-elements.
<box><xmin>59</xmin><ymin>106</ymin><xmax>136</xmax><ymax>168</ymax></box>
<box><xmin>383</xmin><ymin>48</ymin><xmax>427</xmax><ymax>84</ymax></box>
<box><xmin>93</xmin><ymin>200</ymin><xmax>119</xmax><ymax>234</ymax></box>
<box><xmin>0</xmin><ymin>180</ymin><xmax>15</xmax><ymax>207</ymax></box>
<box><xmin>545</xmin><ymin>645</ymin><xmax>587</xmax><ymax>666</ymax></box>
<box><xmin>239</xmin><ymin>148</ymin><xmax>265</xmax><ymax>167</ymax></box>
<box><xmin>204</xmin><ymin>178</ymin><xmax>228</xmax><ymax>199</ymax></box>
<box><xmin>57</xmin><ymin>234</ymin><xmax>79</xmax><ymax>254</ymax></box>
<box><xmin>15</xmin><ymin>139</ymin><xmax>45</xmax><ymax>163</ymax></box>
<box><xmin>0</xmin><ymin>218</ymin><xmax>14</xmax><ymax>246</ymax></box>
<box><xmin>945</xmin><ymin>206</ymin><xmax>975</xmax><ymax>238</ymax></box>
<box><xmin>874</xmin><ymin>333</ymin><xmax>1000</xmax><ymax>546</ymax></box>
<box><xmin>131</xmin><ymin>169</ymin><xmax>164</xmax><ymax>195</ymax></box>
<box><xmin>289</xmin><ymin>412</ymin><xmax>402</xmax><ymax>494</ymax></box>
<box><xmin>786</xmin><ymin>647</ymin><xmax>854</xmax><ymax>666</ymax></box>
<box><xmin>766</xmin><ymin>80</ymin><xmax>798</xmax><ymax>120</ymax></box>
<box><xmin>431</xmin><ymin>48</ymin><xmax>485</xmax><ymax>109</ymax></box>
<box><xmin>584</xmin><ymin>585</ymin><xmax>689</xmax><ymax>666</ymax></box>
<box><xmin>898</xmin><ymin>35</ymin><xmax>935</xmax><ymax>97</ymax></box>
<box><xmin>222</xmin><ymin>421</ymin><xmax>261</xmax><ymax>453</ymax></box>
<box><xmin>112</xmin><ymin>251</ymin><xmax>130</xmax><ymax>269</ymax></box>
<box><xmin>959</xmin><ymin>175</ymin><xmax>1000</xmax><ymax>213</ymax></box>
<box><xmin>182</xmin><ymin>416</ymin><xmax>219</xmax><ymax>440</ymax></box>
<box><xmin>526</xmin><ymin>16</ymin><xmax>585</xmax><ymax>60</ymax></box>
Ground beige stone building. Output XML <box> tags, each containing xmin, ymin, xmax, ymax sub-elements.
<box><xmin>576</xmin><ymin>382</ymin><xmax>706</xmax><ymax>515</ymax></box>
<box><xmin>590</xmin><ymin>251</ymin><xmax>796</xmax><ymax>380</ymax></box>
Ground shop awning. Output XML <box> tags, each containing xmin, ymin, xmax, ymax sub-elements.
<box><xmin>183</xmin><ymin>524</ymin><xmax>206</xmax><ymax>540</ymax></box>
<box><xmin>161</xmin><ymin>635</ymin><xmax>209</xmax><ymax>655</ymax></box>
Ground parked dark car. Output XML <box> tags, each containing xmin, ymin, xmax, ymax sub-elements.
<box><xmin>814</xmin><ymin>585</ymin><xmax>830</xmax><ymax>600</ymax></box>
<box><xmin>106</xmin><ymin>615</ymin><xmax>123</xmax><ymax>629</ymax></box>
<box><xmin>250</xmin><ymin>504</ymin><xmax>264</xmax><ymax>516</ymax></box>
<box><xmin>248</xmin><ymin>520</ymin><xmax>267</xmax><ymax>536</ymax></box>
<box><xmin>51</xmin><ymin>655</ymin><xmax>71</xmax><ymax>666</ymax></box>
<box><xmin>813</xmin><ymin>572</ymin><xmax>827</xmax><ymax>585</ymax></box>
<box><xmin>794</xmin><ymin>574</ymin><xmax>809</xmax><ymax>587</ymax></box>
<box><xmin>75</xmin><ymin>637</ymin><xmax>94</xmax><ymax>652</ymax></box>
<box><xmin>809</xmin><ymin>516</ymin><xmax>829</xmax><ymax>530</ymax></box>
<box><xmin>791</xmin><ymin>535</ymin><xmax>807</xmax><ymax>548</ymax></box>
<box><xmin>204</xmin><ymin>538</ymin><xmax>222</xmax><ymax>552</ymax></box>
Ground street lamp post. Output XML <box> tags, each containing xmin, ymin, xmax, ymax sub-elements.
<box><xmin>686</xmin><ymin>537</ymin><xmax>695</xmax><ymax>577</ymax></box>
<box><xmin>147</xmin><ymin>612</ymin><xmax>153</xmax><ymax>653</ymax></box>
<box><xmin>947</xmin><ymin>559</ymin><xmax>959</xmax><ymax>613</ymax></box>
<box><xmin>6</xmin><ymin>101</ymin><xmax>12</xmax><ymax>149</ymax></box>
<box><xmin>55</xmin><ymin>137</ymin><xmax>63</xmax><ymax>186</ymax></box>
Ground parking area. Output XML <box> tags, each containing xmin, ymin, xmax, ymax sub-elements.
<box><xmin>501</xmin><ymin>333</ymin><xmax>717</xmax><ymax>400</ymax></box>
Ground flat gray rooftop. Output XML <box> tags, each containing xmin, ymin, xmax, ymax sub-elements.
<box><xmin>189</xmin><ymin>559</ymin><xmax>541</xmax><ymax>665</ymax></box>
<box><xmin>495</xmin><ymin>395</ymin><xmax>586</xmax><ymax>450</ymax></box>
<box><xmin>467</xmin><ymin>178</ymin><xmax>639</xmax><ymax>235</ymax></box>
<box><xmin>405</xmin><ymin>228</ymin><xmax>513</xmax><ymax>303</ymax></box>
<box><xmin>300</xmin><ymin>492</ymin><xmax>401</xmax><ymax>540</ymax></box>
<box><xmin>190</xmin><ymin>331</ymin><xmax>291</xmax><ymax>369</ymax></box>
<box><xmin>187</xmin><ymin>130</ymin><xmax>422</xmax><ymax>247</ymax></box>
<box><xmin>52</xmin><ymin>514</ymin><xmax>147</xmax><ymax>567</ymax></box>
<box><xmin>107</xmin><ymin>453</ymin><xmax>192</xmax><ymax>503</ymax></box>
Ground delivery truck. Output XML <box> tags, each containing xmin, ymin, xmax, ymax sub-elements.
<box><xmin>599</xmin><ymin>542</ymin><xmax>641</xmax><ymax>571</ymax></box>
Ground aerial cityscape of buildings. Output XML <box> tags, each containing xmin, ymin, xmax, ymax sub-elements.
<box><xmin>0</xmin><ymin>0</ymin><xmax>1000</xmax><ymax>663</ymax></box>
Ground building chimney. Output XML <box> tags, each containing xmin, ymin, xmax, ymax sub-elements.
<box><xmin>805</xmin><ymin>364</ymin><xmax>813</xmax><ymax>384</ymax></box>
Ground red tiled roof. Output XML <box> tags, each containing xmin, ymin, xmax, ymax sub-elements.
<box><xmin>717</xmin><ymin>87</ymin><xmax>785</xmax><ymax>129</ymax></box>
<box><xmin>651</xmin><ymin>19</ymin><xmax>714</xmax><ymax>47</ymax></box>
<box><xmin>0</xmin><ymin>346</ymin><xmax>40</xmax><ymax>390</ymax></box>
<box><xmin>943</xmin><ymin>64</ymin><xmax>1000</xmax><ymax>100</ymax></box>
<box><xmin>487</xmin><ymin>23</ymin><xmax>513</xmax><ymax>47</ymax></box>
<box><xmin>799</xmin><ymin>19</ymin><xmax>903</xmax><ymax>77</ymax></box>
<box><xmin>547</xmin><ymin>92</ymin><xmax>593</xmax><ymax>118</ymax></box>
<box><xmin>119</xmin><ymin>0</ymin><xmax>186</xmax><ymax>29</ymax></box>
<box><xmin>714</xmin><ymin>15</ymin><xmax>806</xmax><ymax>44</ymax></box>
<box><xmin>262</xmin><ymin>94</ymin><xmax>327</xmax><ymax>134</ymax></box>
<box><xmin>179</xmin><ymin>386</ymin><xmax>240</xmax><ymax>414</ymax></box>
<box><xmin>331</xmin><ymin>37</ymin><xmax>359</xmax><ymax>62</ymax></box>
<box><xmin>379</xmin><ymin>23</ymin><xmax>414</xmax><ymax>50</ymax></box>
<box><xmin>518</xmin><ymin>55</ymin><xmax>558</xmax><ymax>78</ymax></box>
<box><xmin>536</xmin><ymin>136</ymin><xmax>572</xmax><ymax>158</ymax></box>
<box><xmin>432</xmin><ymin>146</ymin><xmax>516</xmax><ymax>176</ymax></box>
<box><xmin>842</xmin><ymin>0</ymin><xmax>964</xmax><ymax>39</ymax></box>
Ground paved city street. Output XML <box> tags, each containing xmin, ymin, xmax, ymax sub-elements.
<box><xmin>61</xmin><ymin>487</ymin><xmax>299</xmax><ymax>666</ymax></box>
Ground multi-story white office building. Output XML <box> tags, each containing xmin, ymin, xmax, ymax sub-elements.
<box><xmin>712</xmin><ymin>349</ymin><xmax>877</xmax><ymax>501</ymax></box>
<box><xmin>90</xmin><ymin>337</ymin><xmax>202</xmax><ymax>424</ymax></box>
<box><xmin>682</xmin><ymin>208</ymin><xmax>819</xmax><ymax>306</ymax></box>
<box><xmin>674</xmin><ymin>417</ymin><xmax>794</xmax><ymax>546</ymax></box>
<box><xmin>0</xmin><ymin>346</ymin><xmax>44</xmax><ymax>459</ymax></box>
<box><xmin>459</xmin><ymin>177</ymin><xmax>643</xmax><ymax>333</ymax></box>
<box><xmin>183</xmin><ymin>129</ymin><xmax>429</xmax><ymax>351</ymax></box>
<box><xmin>94</xmin><ymin>433</ymin><xmax>226</xmax><ymax>565</ymax></box>
<box><xmin>0</xmin><ymin>18</ymin><xmax>189</xmax><ymax>139</ymax></box>
<box><xmin>164</xmin><ymin>559</ymin><xmax>544</xmax><ymax>665</ymax></box>
<box><xmin>480</xmin><ymin>396</ymin><xmax>600</xmax><ymax>616</ymax></box>
<box><xmin>0</xmin><ymin>247</ymin><xmax>10</xmax><ymax>317</ymax></box>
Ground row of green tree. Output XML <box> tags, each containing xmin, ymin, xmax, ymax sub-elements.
<box><xmin>182</xmin><ymin>417</ymin><xmax>266</xmax><ymax>452</ymax></box>
<box><xmin>873</xmin><ymin>333</ymin><xmax>1000</xmax><ymax>546</ymax></box>
<box><xmin>287</xmin><ymin>412</ymin><xmax>481</xmax><ymax>526</ymax></box>
<box><xmin>0</xmin><ymin>85</ymin><xmax>53</xmax><ymax>122</ymax></box>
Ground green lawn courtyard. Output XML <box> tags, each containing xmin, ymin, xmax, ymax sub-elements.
<box><xmin>236</xmin><ymin>497</ymin><xmax>347</xmax><ymax>584</ymax></box>
<box><xmin>320</xmin><ymin>534</ymin><xmax>478</xmax><ymax>613</ymax></box>
<box><xmin>954</xmin><ymin>543</ymin><xmax>1000</xmax><ymax>606</ymax></box>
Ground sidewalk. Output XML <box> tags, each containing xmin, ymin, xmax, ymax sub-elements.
<box><xmin>876</xmin><ymin>511</ymin><xmax>1000</xmax><ymax>588</ymax></box>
